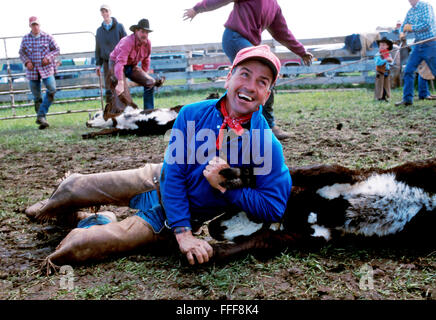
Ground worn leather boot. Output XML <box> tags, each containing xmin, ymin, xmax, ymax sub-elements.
<box><xmin>44</xmin><ymin>216</ymin><xmax>161</xmax><ymax>269</ymax></box>
<box><xmin>25</xmin><ymin>163</ymin><xmax>163</xmax><ymax>222</ymax></box>
<box><xmin>36</xmin><ymin>116</ymin><xmax>49</xmax><ymax>129</ymax></box>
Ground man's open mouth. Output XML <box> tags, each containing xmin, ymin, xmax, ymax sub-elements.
<box><xmin>238</xmin><ymin>93</ymin><xmax>253</xmax><ymax>102</ymax></box>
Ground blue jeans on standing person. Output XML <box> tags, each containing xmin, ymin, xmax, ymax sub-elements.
<box><xmin>222</xmin><ymin>28</ymin><xmax>254</xmax><ymax>63</ymax></box>
<box><xmin>418</xmin><ymin>75</ymin><xmax>431</xmax><ymax>99</ymax></box>
<box><xmin>402</xmin><ymin>41</ymin><xmax>436</xmax><ymax>103</ymax></box>
<box><xmin>222</xmin><ymin>28</ymin><xmax>276</xmax><ymax>128</ymax></box>
<box><xmin>29</xmin><ymin>75</ymin><xmax>56</xmax><ymax>117</ymax></box>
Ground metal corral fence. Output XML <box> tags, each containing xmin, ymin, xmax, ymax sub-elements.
<box><xmin>0</xmin><ymin>31</ymin><xmax>104</xmax><ymax>120</ymax></box>
<box><xmin>1</xmin><ymin>33</ymin><xmax>382</xmax><ymax>121</ymax></box>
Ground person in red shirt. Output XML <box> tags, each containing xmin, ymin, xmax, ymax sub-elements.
<box><xmin>184</xmin><ymin>0</ymin><xmax>313</xmax><ymax>140</ymax></box>
<box><xmin>109</xmin><ymin>18</ymin><xmax>163</xmax><ymax>110</ymax></box>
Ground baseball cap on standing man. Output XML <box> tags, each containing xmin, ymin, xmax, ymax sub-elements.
<box><xmin>100</xmin><ymin>4</ymin><xmax>111</xmax><ymax>11</ymax></box>
<box><xmin>29</xmin><ymin>16</ymin><xmax>40</xmax><ymax>26</ymax></box>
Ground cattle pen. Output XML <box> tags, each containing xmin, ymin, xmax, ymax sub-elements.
<box><xmin>0</xmin><ymin>32</ymin><xmax>404</xmax><ymax>121</ymax></box>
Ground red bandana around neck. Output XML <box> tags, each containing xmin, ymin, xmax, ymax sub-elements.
<box><xmin>216</xmin><ymin>99</ymin><xmax>255</xmax><ymax>150</ymax></box>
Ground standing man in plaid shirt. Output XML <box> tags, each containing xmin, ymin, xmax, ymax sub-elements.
<box><xmin>395</xmin><ymin>0</ymin><xmax>436</xmax><ymax>107</ymax></box>
<box><xmin>19</xmin><ymin>16</ymin><xmax>60</xmax><ymax>129</ymax></box>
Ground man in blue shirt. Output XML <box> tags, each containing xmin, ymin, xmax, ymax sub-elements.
<box><xmin>395</xmin><ymin>0</ymin><xmax>436</xmax><ymax>106</ymax></box>
<box><xmin>26</xmin><ymin>45</ymin><xmax>292</xmax><ymax>267</ymax></box>
<box><xmin>161</xmin><ymin>45</ymin><xmax>291</xmax><ymax>265</ymax></box>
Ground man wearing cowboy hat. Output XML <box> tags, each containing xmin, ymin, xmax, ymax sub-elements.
<box><xmin>374</xmin><ymin>37</ymin><xmax>394</xmax><ymax>101</ymax></box>
<box><xmin>109</xmin><ymin>18</ymin><xmax>164</xmax><ymax>110</ymax></box>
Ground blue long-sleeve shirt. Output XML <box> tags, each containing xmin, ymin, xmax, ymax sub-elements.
<box><xmin>160</xmin><ymin>94</ymin><xmax>292</xmax><ymax>230</ymax></box>
<box><xmin>401</xmin><ymin>1</ymin><xmax>436</xmax><ymax>42</ymax></box>
<box><xmin>374</xmin><ymin>55</ymin><xmax>390</xmax><ymax>71</ymax></box>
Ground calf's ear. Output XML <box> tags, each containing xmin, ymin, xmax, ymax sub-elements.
<box><xmin>218</xmin><ymin>167</ymin><xmax>240</xmax><ymax>179</ymax></box>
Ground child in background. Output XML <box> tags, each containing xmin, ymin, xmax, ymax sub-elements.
<box><xmin>374</xmin><ymin>37</ymin><xmax>394</xmax><ymax>101</ymax></box>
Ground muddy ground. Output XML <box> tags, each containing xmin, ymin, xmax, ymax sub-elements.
<box><xmin>0</xmin><ymin>90</ymin><xmax>435</xmax><ymax>300</ymax></box>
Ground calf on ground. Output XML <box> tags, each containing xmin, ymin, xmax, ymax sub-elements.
<box><xmin>82</xmin><ymin>105</ymin><xmax>183</xmax><ymax>139</ymax></box>
<box><xmin>209</xmin><ymin>158</ymin><xmax>436</xmax><ymax>261</ymax></box>
<box><xmin>82</xmin><ymin>92</ymin><xmax>220</xmax><ymax>139</ymax></box>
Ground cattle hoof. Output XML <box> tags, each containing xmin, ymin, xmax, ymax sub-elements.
<box><xmin>82</xmin><ymin>133</ymin><xmax>93</xmax><ymax>139</ymax></box>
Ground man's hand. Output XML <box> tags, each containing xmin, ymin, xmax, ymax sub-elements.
<box><xmin>42</xmin><ymin>57</ymin><xmax>50</xmax><ymax>66</ymax></box>
<box><xmin>400</xmin><ymin>32</ymin><xmax>407</xmax><ymax>41</ymax></box>
<box><xmin>25</xmin><ymin>61</ymin><xmax>34</xmax><ymax>70</ymax></box>
<box><xmin>176</xmin><ymin>230</ymin><xmax>213</xmax><ymax>265</ymax></box>
<box><xmin>302</xmin><ymin>52</ymin><xmax>313</xmax><ymax>66</ymax></box>
<box><xmin>183</xmin><ymin>8</ymin><xmax>197</xmax><ymax>21</ymax></box>
<box><xmin>203</xmin><ymin>156</ymin><xmax>230</xmax><ymax>193</ymax></box>
<box><xmin>403</xmin><ymin>24</ymin><xmax>413</xmax><ymax>32</ymax></box>
<box><xmin>115</xmin><ymin>79</ymin><xmax>124</xmax><ymax>96</ymax></box>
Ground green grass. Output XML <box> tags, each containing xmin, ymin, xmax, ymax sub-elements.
<box><xmin>0</xmin><ymin>85</ymin><xmax>435</xmax><ymax>300</ymax></box>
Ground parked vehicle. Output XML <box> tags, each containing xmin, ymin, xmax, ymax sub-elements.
<box><xmin>55</xmin><ymin>59</ymin><xmax>79</xmax><ymax>80</ymax></box>
<box><xmin>150</xmin><ymin>52</ymin><xmax>187</xmax><ymax>73</ymax></box>
<box><xmin>0</xmin><ymin>63</ymin><xmax>25</xmax><ymax>83</ymax></box>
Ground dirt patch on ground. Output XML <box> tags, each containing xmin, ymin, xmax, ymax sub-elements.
<box><xmin>0</xmin><ymin>93</ymin><xmax>435</xmax><ymax>300</ymax></box>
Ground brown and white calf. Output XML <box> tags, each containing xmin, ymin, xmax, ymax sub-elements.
<box><xmin>210</xmin><ymin>158</ymin><xmax>436</xmax><ymax>260</ymax></box>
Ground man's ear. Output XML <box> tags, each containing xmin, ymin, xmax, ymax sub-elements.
<box><xmin>224</xmin><ymin>71</ymin><xmax>232</xmax><ymax>90</ymax></box>
<box><xmin>262</xmin><ymin>89</ymin><xmax>272</xmax><ymax>106</ymax></box>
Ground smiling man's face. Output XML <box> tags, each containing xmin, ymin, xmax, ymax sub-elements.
<box><xmin>224</xmin><ymin>59</ymin><xmax>273</xmax><ymax>118</ymax></box>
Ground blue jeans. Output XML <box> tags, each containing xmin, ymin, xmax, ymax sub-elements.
<box><xmin>222</xmin><ymin>28</ymin><xmax>254</xmax><ymax>63</ymax></box>
<box><xmin>129</xmin><ymin>190</ymin><xmax>165</xmax><ymax>233</ymax></box>
<box><xmin>222</xmin><ymin>28</ymin><xmax>275</xmax><ymax>128</ymax></box>
<box><xmin>418</xmin><ymin>76</ymin><xmax>430</xmax><ymax>99</ymax></box>
<box><xmin>403</xmin><ymin>40</ymin><xmax>436</xmax><ymax>103</ymax></box>
<box><xmin>77</xmin><ymin>190</ymin><xmax>165</xmax><ymax>234</ymax></box>
<box><xmin>124</xmin><ymin>65</ymin><xmax>155</xmax><ymax>110</ymax></box>
<box><xmin>143</xmin><ymin>86</ymin><xmax>154</xmax><ymax>110</ymax></box>
<box><xmin>29</xmin><ymin>75</ymin><xmax>56</xmax><ymax>117</ymax></box>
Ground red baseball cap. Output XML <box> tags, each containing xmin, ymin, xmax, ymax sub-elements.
<box><xmin>231</xmin><ymin>45</ymin><xmax>281</xmax><ymax>84</ymax></box>
<box><xmin>29</xmin><ymin>16</ymin><xmax>40</xmax><ymax>26</ymax></box>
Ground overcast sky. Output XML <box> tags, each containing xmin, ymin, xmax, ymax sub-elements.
<box><xmin>1</xmin><ymin>0</ymin><xmax>433</xmax><ymax>58</ymax></box>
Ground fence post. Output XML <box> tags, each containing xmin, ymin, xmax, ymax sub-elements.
<box><xmin>3</xmin><ymin>38</ymin><xmax>16</xmax><ymax>117</ymax></box>
<box><xmin>97</xmin><ymin>66</ymin><xmax>104</xmax><ymax>110</ymax></box>
<box><xmin>186</xmin><ymin>50</ymin><xmax>194</xmax><ymax>86</ymax></box>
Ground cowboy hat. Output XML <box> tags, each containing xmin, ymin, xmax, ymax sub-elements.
<box><xmin>129</xmin><ymin>19</ymin><xmax>153</xmax><ymax>32</ymax></box>
<box><xmin>376</xmin><ymin>37</ymin><xmax>393</xmax><ymax>51</ymax></box>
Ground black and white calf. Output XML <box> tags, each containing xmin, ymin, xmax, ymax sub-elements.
<box><xmin>82</xmin><ymin>105</ymin><xmax>182</xmax><ymax>139</ymax></box>
<box><xmin>82</xmin><ymin>93</ymin><xmax>220</xmax><ymax>139</ymax></box>
<box><xmin>210</xmin><ymin>158</ymin><xmax>436</xmax><ymax>260</ymax></box>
